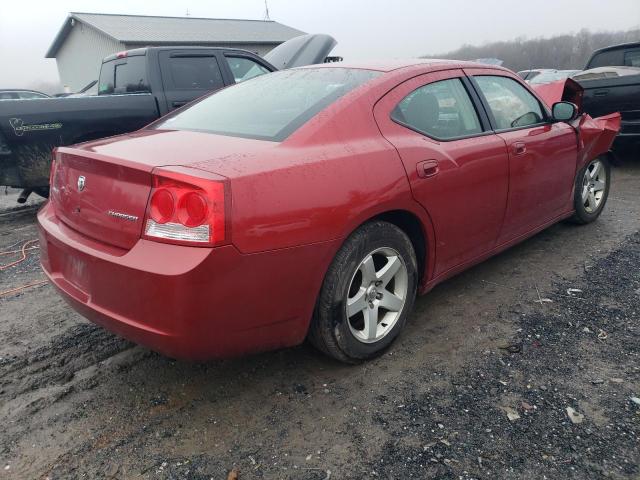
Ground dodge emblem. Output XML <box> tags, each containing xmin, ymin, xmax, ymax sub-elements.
<box><xmin>77</xmin><ymin>176</ymin><xmax>86</xmax><ymax>192</ymax></box>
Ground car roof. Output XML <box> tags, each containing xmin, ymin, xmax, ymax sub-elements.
<box><xmin>299</xmin><ymin>58</ymin><xmax>512</xmax><ymax>73</ymax></box>
<box><xmin>0</xmin><ymin>89</ymin><xmax>46</xmax><ymax>93</ymax></box>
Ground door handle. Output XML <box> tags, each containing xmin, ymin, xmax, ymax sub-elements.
<box><xmin>513</xmin><ymin>142</ymin><xmax>526</xmax><ymax>156</ymax></box>
<box><xmin>593</xmin><ymin>89</ymin><xmax>609</xmax><ymax>97</ymax></box>
<box><xmin>417</xmin><ymin>159</ymin><xmax>439</xmax><ymax>178</ymax></box>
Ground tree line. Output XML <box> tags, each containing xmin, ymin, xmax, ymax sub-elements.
<box><xmin>427</xmin><ymin>29</ymin><xmax>640</xmax><ymax>72</ymax></box>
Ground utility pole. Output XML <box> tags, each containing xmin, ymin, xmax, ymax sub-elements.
<box><xmin>263</xmin><ymin>0</ymin><xmax>271</xmax><ymax>21</ymax></box>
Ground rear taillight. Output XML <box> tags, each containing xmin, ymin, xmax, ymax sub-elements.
<box><xmin>142</xmin><ymin>167</ymin><xmax>228</xmax><ymax>247</ymax></box>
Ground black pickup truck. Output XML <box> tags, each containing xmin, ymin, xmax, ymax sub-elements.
<box><xmin>0</xmin><ymin>34</ymin><xmax>336</xmax><ymax>200</ymax></box>
<box><xmin>574</xmin><ymin>42</ymin><xmax>640</xmax><ymax>154</ymax></box>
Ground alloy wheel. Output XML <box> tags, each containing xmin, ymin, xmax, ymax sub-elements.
<box><xmin>345</xmin><ymin>247</ymin><xmax>409</xmax><ymax>344</ymax></box>
<box><xmin>581</xmin><ymin>158</ymin><xmax>607</xmax><ymax>213</ymax></box>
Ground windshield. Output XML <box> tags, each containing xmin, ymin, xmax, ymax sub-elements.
<box><xmin>154</xmin><ymin>68</ymin><xmax>381</xmax><ymax>141</ymax></box>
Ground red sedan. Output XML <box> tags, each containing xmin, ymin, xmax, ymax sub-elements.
<box><xmin>38</xmin><ymin>61</ymin><xmax>620</xmax><ymax>363</ymax></box>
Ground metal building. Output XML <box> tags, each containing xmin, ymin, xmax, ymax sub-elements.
<box><xmin>45</xmin><ymin>12</ymin><xmax>306</xmax><ymax>91</ymax></box>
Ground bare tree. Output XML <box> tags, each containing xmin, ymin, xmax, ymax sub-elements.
<box><xmin>426</xmin><ymin>29</ymin><xmax>640</xmax><ymax>71</ymax></box>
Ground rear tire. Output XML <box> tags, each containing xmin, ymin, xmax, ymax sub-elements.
<box><xmin>569</xmin><ymin>156</ymin><xmax>610</xmax><ymax>225</ymax></box>
<box><xmin>309</xmin><ymin>221</ymin><xmax>418</xmax><ymax>363</ymax></box>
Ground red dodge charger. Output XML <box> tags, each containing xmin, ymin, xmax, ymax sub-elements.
<box><xmin>38</xmin><ymin>61</ymin><xmax>620</xmax><ymax>363</ymax></box>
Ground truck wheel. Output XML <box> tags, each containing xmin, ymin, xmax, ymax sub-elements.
<box><xmin>309</xmin><ymin>221</ymin><xmax>418</xmax><ymax>363</ymax></box>
<box><xmin>569</xmin><ymin>156</ymin><xmax>610</xmax><ymax>224</ymax></box>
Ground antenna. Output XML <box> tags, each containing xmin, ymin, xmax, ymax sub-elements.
<box><xmin>185</xmin><ymin>8</ymin><xmax>190</xmax><ymax>17</ymax></box>
<box><xmin>263</xmin><ymin>0</ymin><xmax>271</xmax><ymax>20</ymax></box>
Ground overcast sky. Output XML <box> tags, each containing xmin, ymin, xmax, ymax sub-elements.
<box><xmin>0</xmin><ymin>0</ymin><xmax>638</xmax><ymax>89</ymax></box>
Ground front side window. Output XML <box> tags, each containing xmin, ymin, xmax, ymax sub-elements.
<box><xmin>474</xmin><ymin>76</ymin><xmax>545</xmax><ymax>130</ymax></box>
<box><xmin>166</xmin><ymin>56</ymin><xmax>224</xmax><ymax>90</ymax></box>
<box><xmin>226</xmin><ymin>56</ymin><xmax>270</xmax><ymax>83</ymax></box>
<box><xmin>155</xmin><ymin>68</ymin><xmax>381</xmax><ymax>142</ymax></box>
<box><xmin>391</xmin><ymin>78</ymin><xmax>483</xmax><ymax>139</ymax></box>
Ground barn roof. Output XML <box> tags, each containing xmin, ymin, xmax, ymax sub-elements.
<box><xmin>46</xmin><ymin>12</ymin><xmax>306</xmax><ymax>58</ymax></box>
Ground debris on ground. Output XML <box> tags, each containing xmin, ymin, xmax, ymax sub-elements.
<box><xmin>502</xmin><ymin>406</ymin><xmax>521</xmax><ymax>422</ymax></box>
<box><xmin>566</xmin><ymin>407</ymin><xmax>585</xmax><ymax>424</ymax></box>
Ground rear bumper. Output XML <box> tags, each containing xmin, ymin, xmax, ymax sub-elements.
<box><xmin>38</xmin><ymin>202</ymin><xmax>338</xmax><ymax>360</ymax></box>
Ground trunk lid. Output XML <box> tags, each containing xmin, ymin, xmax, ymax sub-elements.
<box><xmin>50</xmin><ymin>129</ymin><xmax>279</xmax><ymax>250</ymax></box>
<box><xmin>50</xmin><ymin>148</ymin><xmax>153</xmax><ymax>250</ymax></box>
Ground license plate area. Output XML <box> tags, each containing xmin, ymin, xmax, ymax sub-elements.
<box><xmin>59</xmin><ymin>251</ymin><xmax>90</xmax><ymax>294</ymax></box>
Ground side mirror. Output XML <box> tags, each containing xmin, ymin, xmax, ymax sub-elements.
<box><xmin>552</xmin><ymin>101</ymin><xmax>578</xmax><ymax>122</ymax></box>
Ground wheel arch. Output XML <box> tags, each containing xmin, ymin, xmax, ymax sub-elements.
<box><xmin>337</xmin><ymin>204</ymin><xmax>436</xmax><ymax>289</ymax></box>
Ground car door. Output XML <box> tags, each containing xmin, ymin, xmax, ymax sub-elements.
<box><xmin>374</xmin><ymin>69</ymin><xmax>509</xmax><ymax>277</ymax></box>
<box><xmin>159</xmin><ymin>51</ymin><xmax>228</xmax><ymax>112</ymax></box>
<box><xmin>466</xmin><ymin>70</ymin><xmax>578</xmax><ymax>243</ymax></box>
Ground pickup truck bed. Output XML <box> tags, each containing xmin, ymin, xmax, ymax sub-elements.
<box><xmin>1</xmin><ymin>94</ymin><xmax>159</xmax><ymax>189</ymax></box>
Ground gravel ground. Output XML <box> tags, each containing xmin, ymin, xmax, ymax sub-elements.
<box><xmin>0</xmin><ymin>163</ymin><xmax>639</xmax><ymax>479</ymax></box>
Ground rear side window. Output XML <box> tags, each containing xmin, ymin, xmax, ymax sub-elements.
<box><xmin>155</xmin><ymin>68</ymin><xmax>381</xmax><ymax>142</ymax></box>
<box><xmin>166</xmin><ymin>56</ymin><xmax>224</xmax><ymax>90</ymax></box>
<box><xmin>226</xmin><ymin>56</ymin><xmax>270</xmax><ymax>83</ymax></box>
<box><xmin>474</xmin><ymin>76</ymin><xmax>544</xmax><ymax>130</ymax></box>
<box><xmin>391</xmin><ymin>78</ymin><xmax>482</xmax><ymax>139</ymax></box>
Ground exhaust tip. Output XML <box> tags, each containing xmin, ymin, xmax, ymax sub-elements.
<box><xmin>17</xmin><ymin>189</ymin><xmax>32</xmax><ymax>204</ymax></box>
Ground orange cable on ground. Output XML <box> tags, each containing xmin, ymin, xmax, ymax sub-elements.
<box><xmin>0</xmin><ymin>280</ymin><xmax>48</xmax><ymax>298</ymax></box>
<box><xmin>0</xmin><ymin>239</ymin><xmax>39</xmax><ymax>271</ymax></box>
<box><xmin>0</xmin><ymin>246</ymin><xmax>39</xmax><ymax>257</ymax></box>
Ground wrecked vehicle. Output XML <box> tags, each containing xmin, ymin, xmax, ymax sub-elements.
<box><xmin>0</xmin><ymin>34</ymin><xmax>336</xmax><ymax>202</ymax></box>
<box><xmin>574</xmin><ymin>42</ymin><xmax>640</xmax><ymax>152</ymax></box>
<box><xmin>38</xmin><ymin>60</ymin><xmax>620</xmax><ymax>363</ymax></box>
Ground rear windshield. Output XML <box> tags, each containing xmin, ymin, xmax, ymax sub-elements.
<box><xmin>154</xmin><ymin>68</ymin><xmax>381</xmax><ymax>141</ymax></box>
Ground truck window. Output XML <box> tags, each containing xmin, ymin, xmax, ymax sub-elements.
<box><xmin>624</xmin><ymin>49</ymin><xmax>640</xmax><ymax>67</ymax></box>
<box><xmin>225</xmin><ymin>57</ymin><xmax>270</xmax><ymax>83</ymax></box>
<box><xmin>166</xmin><ymin>56</ymin><xmax>224</xmax><ymax>90</ymax></box>
<box><xmin>98</xmin><ymin>61</ymin><xmax>115</xmax><ymax>94</ymax></box>
<box><xmin>588</xmin><ymin>50</ymin><xmax>621</xmax><ymax>68</ymax></box>
<box><xmin>114</xmin><ymin>57</ymin><xmax>150</xmax><ymax>94</ymax></box>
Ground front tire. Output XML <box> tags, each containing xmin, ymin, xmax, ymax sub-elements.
<box><xmin>309</xmin><ymin>221</ymin><xmax>418</xmax><ymax>363</ymax></box>
<box><xmin>570</xmin><ymin>156</ymin><xmax>610</xmax><ymax>224</ymax></box>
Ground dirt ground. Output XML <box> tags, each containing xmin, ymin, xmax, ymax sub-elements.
<box><xmin>1</xmin><ymin>162</ymin><xmax>639</xmax><ymax>480</ymax></box>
